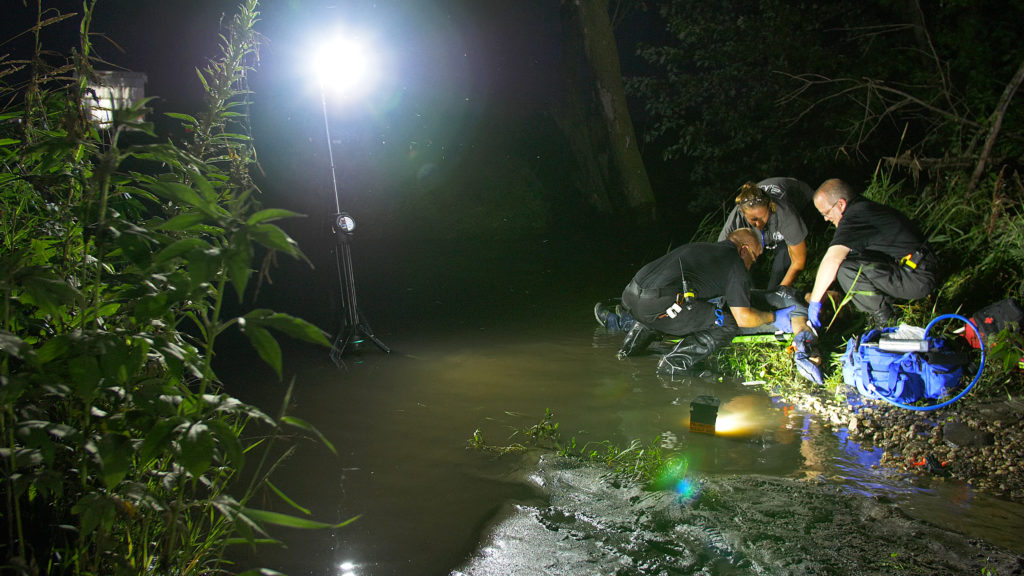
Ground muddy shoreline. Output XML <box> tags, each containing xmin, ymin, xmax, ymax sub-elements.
<box><xmin>783</xmin><ymin>387</ymin><xmax>1024</xmax><ymax>501</ymax></box>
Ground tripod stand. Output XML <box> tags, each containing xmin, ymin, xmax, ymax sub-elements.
<box><xmin>320</xmin><ymin>87</ymin><xmax>389</xmax><ymax>366</ymax></box>
<box><xmin>329</xmin><ymin>216</ymin><xmax>390</xmax><ymax>365</ymax></box>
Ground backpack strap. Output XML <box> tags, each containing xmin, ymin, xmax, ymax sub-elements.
<box><xmin>884</xmin><ymin>351</ymin><xmax>916</xmax><ymax>401</ymax></box>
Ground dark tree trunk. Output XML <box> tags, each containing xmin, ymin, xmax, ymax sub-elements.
<box><xmin>557</xmin><ymin>0</ymin><xmax>656</xmax><ymax>224</ymax></box>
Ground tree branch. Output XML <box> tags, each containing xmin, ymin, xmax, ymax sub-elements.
<box><xmin>968</xmin><ymin>57</ymin><xmax>1024</xmax><ymax>193</ymax></box>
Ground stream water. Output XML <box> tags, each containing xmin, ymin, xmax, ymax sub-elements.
<box><xmin>223</xmin><ymin>235</ymin><xmax>1024</xmax><ymax>575</ymax></box>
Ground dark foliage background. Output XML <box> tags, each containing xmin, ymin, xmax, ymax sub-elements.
<box><xmin>625</xmin><ymin>0</ymin><xmax>1024</xmax><ymax>228</ymax></box>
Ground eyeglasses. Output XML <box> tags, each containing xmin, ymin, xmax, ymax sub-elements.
<box><xmin>820</xmin><ymin>199</ymin><xmax>842</xmax><ymax>219</ymax></box>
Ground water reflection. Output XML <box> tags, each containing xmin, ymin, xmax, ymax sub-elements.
<box><xmin>226</xmin><ymin>325</ymin><xmax>1024</xmax><ymax>575</ymax></box>
<box><xmin>711</xmin><ymin>395</ymin><xmax>777</xmax><ymax>437</ymax></box>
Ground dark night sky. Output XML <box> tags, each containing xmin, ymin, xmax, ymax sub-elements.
<box><xmin>3</xmin><ymin>0</ymin><xmax>566</xmax><ymax>166</ymax></box>
<box><xmin>4</xmin><ymin>0</ymin><xmax>577</xmax><ymax>238</ymax></box>
<box><xmin>3</xmin><ymin>0</ymin><xmax>592</xmax><ymax>319</ymax></box>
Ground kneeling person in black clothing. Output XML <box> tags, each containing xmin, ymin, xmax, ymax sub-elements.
<box><xmin>806</xmin><ymin>179</ymin><xmax>939</xmax><ymax>330</ymax></box>
<box><xmin>613</xmin><ymin>228</ymin><xmax>805</xmax><ymax>374</ymax></box>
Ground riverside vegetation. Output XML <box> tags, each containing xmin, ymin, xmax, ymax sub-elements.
<box><xmin>471</xmin><ymin>170</ymin><xmax>1024</xmax><ymax>500</ymax></box>
<box><xmin>1</xmin><ymin>2</ymin><xmax>351</xmax><ymax>575</ymax></box>
<box><xmin>715</xmin><ymin>164</ymin><xmax>1024</xmax><ymax>500</ymax></box>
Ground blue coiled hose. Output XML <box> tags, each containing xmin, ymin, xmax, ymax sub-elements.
<box><xmin>874</xmin><ymin>313</ymin><xmax>986</xmax><ymax>411</ymax></box>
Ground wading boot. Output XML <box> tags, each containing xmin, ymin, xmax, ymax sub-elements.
<box><xmin>616</xmin><ymin>322</ymin><xmax>656</xmax><ymax>359</ymax></box>
<box><xmin>656</xmin><ymin>330</ymin><xmax>719</xmax><ymax>375</ymax></box>
<box><xmin>594</xmin><ymin>302</ymin><xmax>615</xmax><ymax>328</ymax></box>
<box><xmin>595</xmin><ymin>302</ymin><xmax>634</xmax><ymax>332</ymax></box>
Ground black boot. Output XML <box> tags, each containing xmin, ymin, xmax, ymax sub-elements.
<box><xmin>870</xmin><ymin>302</ymin><xmax>894</xmax><ymax>329</ymax></box>
<box><xmin>616</xmin><ymin>321</ymin><xmax>657</xmax><ymax>359</ymax></box>
<box><xmin>656</xmin><ymin>331</ymin><xmax>719</xmax><ymax>375</ymax></box>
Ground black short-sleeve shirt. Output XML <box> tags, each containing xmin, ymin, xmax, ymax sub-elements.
<box><xmin>631</xmin><ymin>241</ymin><xmax>752</xmax><ymax>308</ymax></box>
<box><xmin>831</xmin><ymin>197</ymin><xmax>925</xmax><ymax>260</ymax></box>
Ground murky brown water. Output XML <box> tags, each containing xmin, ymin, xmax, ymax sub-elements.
<box><xmin>222</xmin><ymin>236</ymin><xmax>1024</xmax><ymax>575</ymax></box>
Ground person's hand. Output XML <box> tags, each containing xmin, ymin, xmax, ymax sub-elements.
<box><xmin>808</xmin><ymin>301</ymin><xmax>822</xmax><ymax>330</ymax></box>
<box><xmin>794</xmin><ymin>352</ymin><xmax>824</xmax><ymax>385</ymax></box>
<box><xmin>772</xmin><ymin>305</ymin><xmax>796</xmax><ymax>333</ymax></box>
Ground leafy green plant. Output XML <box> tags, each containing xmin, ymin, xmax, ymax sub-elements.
<box><xmin>1</xmin><ymin>2</ymin><xmax>345</xmax><ymax>575</ymax></box>
<box><xmin>466</xmin><ymin>428</ymin><xmax>527</xmax><ymax>456</ymax></box>
<box><xmin>467</xmin><ymin>409</ymin><xmax>559</xmax><ymax>455</ymax></box>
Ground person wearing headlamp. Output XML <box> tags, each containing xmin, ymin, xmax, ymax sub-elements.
<box><xmin>717</xmin><ymin>177</ymin><xmax>814</xmax><ymax>298</ymax></box>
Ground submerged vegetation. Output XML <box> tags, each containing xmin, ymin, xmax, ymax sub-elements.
<box><xmin>1</xmin><ymin>2</ymin><xmax>345</xmax><ymax>574</ymax></box>
<box><xmin>469</xmin><ymin>409</ymin><xmax>698</xmax><ymax>500</ymax></box>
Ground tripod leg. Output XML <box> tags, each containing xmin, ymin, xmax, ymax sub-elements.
<box><xmin>330</xmin><ymin>313</ymin><xmax>389</xmax><ymax>366</ymax></box>
<box><xmin>330</xmin><ymin>324</ymin><xmax>356</xmax><ymax>366</ymax></box>
<box><xmin>330</xmin><ymin>231</ymin><xmax>390</xmax><ymax>364</ymax></box>
<box><xmin>358</xmin><ymin>318</ymin><xmax>391</xmax><ymax>354</ymax></box>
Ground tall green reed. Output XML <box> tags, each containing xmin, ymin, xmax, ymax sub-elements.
<box><xmin>1</xmin><ymin>2</ymin><xmax>347</xmax><ymax>575</ymax></box>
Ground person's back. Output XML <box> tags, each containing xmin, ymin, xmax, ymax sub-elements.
<box><xmin>629</xmin><ymin>241</ymin><xmax>748</xmax><ymax>306</ymax></box>
<box><xmin>832</xmin><ymin>196</ymin><xmax>925</xmax><ymax>262</ymax></box>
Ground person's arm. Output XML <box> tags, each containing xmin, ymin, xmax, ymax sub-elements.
<box><xmin>718</xmin><ymin>207</ymin><xmax>742</xmax><ymax>242</ymax></box>
<box><xmin>779</xmin><ymin>240</ymin><xmax>807</xmax><ymax>287</ymax></box>
<box><xmin>729</xmin><ymin>306</ymin><xmax>775</xmax><ymax>328</ymax></box>
<box><xmin>809</xmin><ymin>244</ymin><xmax>851</xmax><ymax>302</ymax></box>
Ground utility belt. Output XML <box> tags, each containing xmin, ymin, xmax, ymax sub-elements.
<box><xmin>623</xmin><ymin>280</ymin><xmax>680</xmax><ymax>300</ymax></box>
<box><xmin>661</xmin><ymin>296</ymin><xmax>726</xmax><ymax>327</ymax></box>
<box><xmin>662</xmin><ymin>288</ymin><xmax>698</xmax><ymax>319</ymax></box>
<box><xmin>625</xmin><ymin>280</ymin><xmax>724</xmax><ymax>326</ymax></box>
<box><xmin>898</xmin><ymin>245</ymin><xmax>935</xmax><ymax>271</ymax></box>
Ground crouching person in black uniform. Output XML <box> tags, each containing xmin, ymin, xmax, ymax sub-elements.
<box><xmin>807</xmin><ymin>179</ymin><xmax>939</xmax><ymax>330</ymax></box>
<box><xmin>615</xmin><ymin>228</ymin><xmax>803</xmax><ymax>375</ymax></box>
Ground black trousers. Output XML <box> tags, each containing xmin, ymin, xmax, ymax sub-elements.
<box><xmin>620</xmin><ymin>280</ymin><xmax>738</xmax><ymax>338</ymax></box>
<box><xmin>836</xmin><ymin>255</ymin><xmax>937</xmax><ymax>316</ymax></box>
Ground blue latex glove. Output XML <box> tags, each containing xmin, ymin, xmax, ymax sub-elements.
<box><xmin>772</xmin><ymin>305</ymin><xmax>796</xmax><ymax>333</ymax></box>
<box><xmin>793</xmin><ymin>331</ymin><xmax>824</xmax><ymax>385</ymax></box>
<box><xmin>795</xmin><ymin>353</ymin><xmax>825</xmax><ymax>385</ymax></box>
<box><xmin>807</xmin><ymin>300</ymin><xmax>822</xmax><ymax>330</ymax></box>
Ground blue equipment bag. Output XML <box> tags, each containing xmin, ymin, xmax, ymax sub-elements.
<box><xmin>842</xmin><ymin>327</ymin><xmax>964</xmax><ymax>404</ymax></box>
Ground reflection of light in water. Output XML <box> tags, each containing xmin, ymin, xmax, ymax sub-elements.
<box><xmin>712</xmin><ymin>412</ymin><xmax>749</xmax><ymax>435</ymax></box>
<box><xmin>652</xmin><ymin>457</ymin><xmax>701</xmax><ymax>500</ymax></box>
<box><xmin>338</xmin><ymin>560</ymin><xmax>358</xmax><ymax>576</ymax></box>
<box><xmin>674</xmin><ymin>476</ymin><xmax>698</xmax><ymax>499</ymax></box>
<box><xmin>829</xmin><ymin>425</ymin><xmax>919</xmax><ymax>498</ymax></box>
<box><xmin>688</xmin><ymin>395</ymin><xmax>776</xmax><ymax>438</ymax></box>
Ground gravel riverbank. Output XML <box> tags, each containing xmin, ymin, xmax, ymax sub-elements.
<box><xmin>784</xmin><ymin>387</ymin><xmax>1024</xmax><ymax>500</ymax></box>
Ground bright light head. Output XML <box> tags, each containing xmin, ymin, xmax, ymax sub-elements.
<box><xmin>312</xmin><ymin>33</ymin><xmax>379</xmax><ymax>101</ymax></box>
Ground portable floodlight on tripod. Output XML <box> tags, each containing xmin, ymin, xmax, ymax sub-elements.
<box><xmin>319</xmin><ymin>82</ymin><xmax>390</xmax><ymax>366</ymax></box>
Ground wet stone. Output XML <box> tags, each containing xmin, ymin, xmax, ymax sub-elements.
<box><xmin>943</xmin><ymin>420</ymin><xmax>996</xmax><ymax>448</ymax></box>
